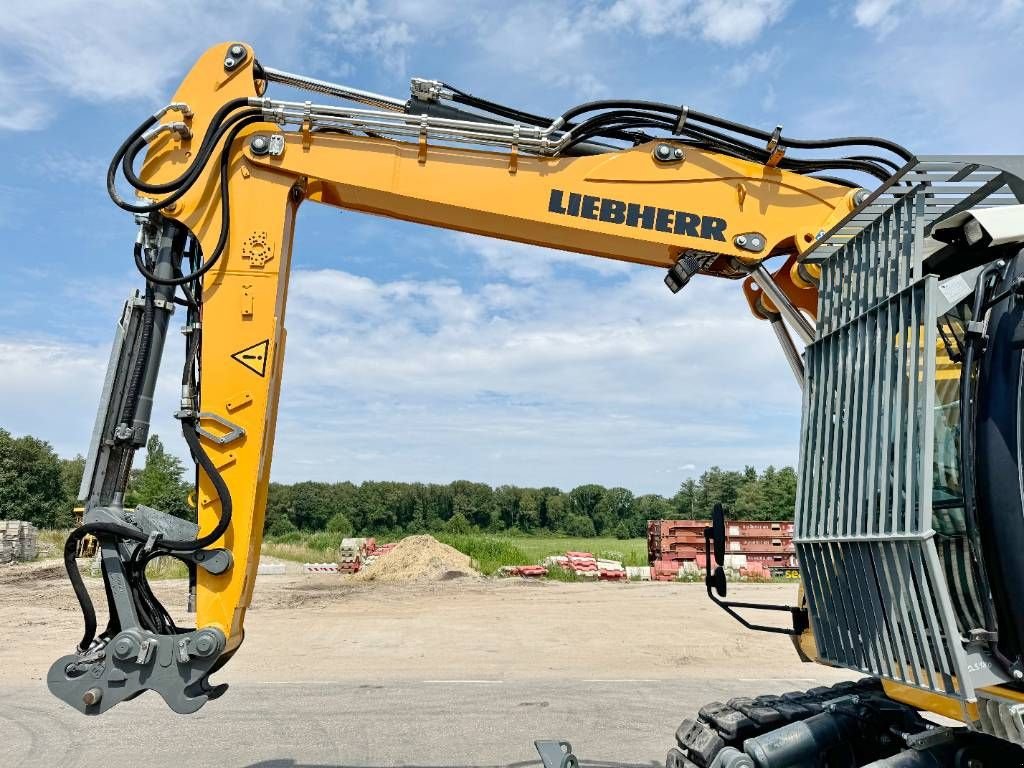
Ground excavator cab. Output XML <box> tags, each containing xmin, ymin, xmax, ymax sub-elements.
<box><xmin>678</xmin><ymin>160</ymin><xmax>1024</xmax><ymax>766</ymax></box>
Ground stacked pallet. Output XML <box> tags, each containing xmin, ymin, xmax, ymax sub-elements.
<box><xmin>0</xmin><ymin>520</ymin><xmax>38</xmax><ymax>563</ymax></box>
<box><xmin>337</xmin><ymin>537</ymin><xmax>367</xmax><ymax>574</ymax></box>
<box><xmin>647</xmin><ymin>519</ymin><xmax>796</xmax><ymax>581</ymax></box>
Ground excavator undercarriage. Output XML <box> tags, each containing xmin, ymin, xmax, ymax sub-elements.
<box><xmin>45</xmin><ymin>41</ymin><xmax>1024</xmax><ymax>766</ymax></box>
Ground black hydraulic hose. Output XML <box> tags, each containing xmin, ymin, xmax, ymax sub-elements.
<box><xmin>120</xmin><ymin>105</ymin><xmax>261</xmax><ymax>193</ymax></box>
<box><xmin>133</xmin><ymin>114</ymin><xmax>264</xmax><ymax>286</ymax></box>
<box><xmin>107</xmin><ymin>98</ymin><xmax>256</xmax><ymax>213</ymax></box>
<box><xmin>65</xmin><ymin>419</ymin><xmax>233</xmax><ymax>649</ymax></box>
<box><xmin>445</xmin><ymin>85</ymin><xmax>553</xmax><ymax>128</ymax></box>
<box><xmin>557</xmin><ymin>99</ymin><xmax>913</xmax><ymax>162</ymax></box>
<box><xmin>560</xmin><ymin>107</ymin><xmax>900</xmax><ymax>182</ymax></box>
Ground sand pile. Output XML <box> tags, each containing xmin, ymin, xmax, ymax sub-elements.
<box><xmin>353</xmin><ymin>535</ymin><xmax>479</xmax><ymax>583</ymax></box>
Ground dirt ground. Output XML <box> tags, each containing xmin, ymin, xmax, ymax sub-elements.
<box><xmin>0</xmin><ymin>559</ymin><xmax>853</xmax><ymax>687</ymax></box>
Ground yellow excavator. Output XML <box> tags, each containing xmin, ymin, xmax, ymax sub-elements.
<box><xmin>50</xmin><ymin>42</ymin><xmax>1024</xmax><ymax>766</ymax></box>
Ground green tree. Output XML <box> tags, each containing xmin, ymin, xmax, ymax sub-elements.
<box><xmin>673</xmin><ymin>478</ymin><xmax>698</xmax><ymax>517</ymax></box>
<box><xmin>692</xmin><ymin>466</ymin><xmax>746</xmax><ymax>517</ymax></box>
<box><xmin>564</xmin><ymin>513</ymin><xmax>597</xmax><ymax>537</ymax></box>
<box><xmin>60</xmin><ymin>455</ymin><xmax>86</xmax><ymax>502</ymax></box>
<box><xmin>0</xmin><ymin>428</ymin><xmax>66</xmax><ymax>527</ymax></box>
<box><xmin>289</xmin><ymin>481</ymin><xmax>349</xmax><ymax>531</ymax></box>
<box><xmin>631</xmin><ymin>494</ymin><xmax>672</xmax><ymax>537</ymax></box>
<box><xmin>542</xmin><ymin>491</ymin><xmax>569</xmax><ymax>532</ymax></box>
<box><xmin>326</xmin><ymin>511</ymin><xmax>353</xmax><ymax>535</ymax></box>
<box><xmin>444</xmin><ymin>510</ymin><xmax>473</xmax><ymax>534</ymax></box>
<box><xmin>128</xmin><ymin>435</ymin><xmax>192</xmax><ymax>520</ymax></box>
<box><xmin>518</xmin><ymin>488</ymin><xmax>541</xmax><ymax>532</ymax></box>
<box><xmin>594</xmin><ymin>487</ymin><xmax>633</xmax><ymax>534</ymax></box>
<box><xmin>568</xmin><ymin>484</ymin><xmax>605</xmax><ymax>530</ymax></box>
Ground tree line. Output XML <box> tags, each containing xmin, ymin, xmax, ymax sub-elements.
<box><xmin>1</xmin><ymin>428</ymin><xmax>797</xmax><ymax>537</ymax></box>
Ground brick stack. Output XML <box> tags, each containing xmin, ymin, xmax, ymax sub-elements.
<box><xmin>541</xmin><ymin>551</ymin><xmax>627</xmax><ymax>580</ymax></box>
<box><xmin>499</xmin><ymin>565</ymin><xmax>549</xmax><ymax>578</ymax></box>
<box><xmin>363</xmin><ymin>540</ymin><xmax>395</xmax><ymax>568</ymax></box>
<box><xmin>647</xmin><ymin>519</ymin><xmax>796</xmax><ymax>581</ymax></box>
<box><xmin>0</xmin><ymin>520</ymin><xmax>38</xmax><ymax>563</ymax></box>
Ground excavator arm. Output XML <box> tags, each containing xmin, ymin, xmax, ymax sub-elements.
<box><xmin>49</xmin><ymin>42</ymin><xmax>911</xmax><ymax>715</ymax></box>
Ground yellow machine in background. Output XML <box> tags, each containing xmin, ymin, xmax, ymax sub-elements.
<box><xmin>49</xmin><ymin>42</ymin><xmax>1024</xmax><ymax>767</ymax></box>
<box><xmin>72</xmin><ymin>507</ymin><xmax>97</xmax><ymax>559</ymax></box>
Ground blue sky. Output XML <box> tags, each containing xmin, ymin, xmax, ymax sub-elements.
<box><xmin>1</xmin><ymin>0</ymin><xmax>1021</xmax><ymax>495</ymax></box>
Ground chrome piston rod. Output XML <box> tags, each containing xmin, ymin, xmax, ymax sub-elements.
<box><xmin>260</xmin><ymin>65</ymin><xmax>408</xmax><ymax>112</ymax></box>
<box><xmin>769</xmin><ymin>315</ymin><xmax>805</xmax><ymax>388</ymax></box>
<box><xmin>752</xmin><ymin>264</ymin><xmax>816</xmax><ymax>345</ymax></box>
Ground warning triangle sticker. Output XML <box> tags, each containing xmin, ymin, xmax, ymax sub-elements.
<box><xmin>231</xmin><ymin>339</ymin><xmax>269</xmax><ymax>377</ymax></box>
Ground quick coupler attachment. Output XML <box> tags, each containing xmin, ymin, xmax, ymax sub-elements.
<box><xmin>50</xmin><ymin>502</ymin><xmax>233</xmax><ymax>714</ymax></box>
<box><xmin>47</xmin><ymin>626</ymin><xmax>227</xmax><ymax>715</ymax></box>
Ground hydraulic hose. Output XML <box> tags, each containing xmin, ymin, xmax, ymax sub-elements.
<box><xmin>555</xmin><ymin>99</ymin><xmax>913</xmax><ymax>165</ymax></box>
<box><xmin>106</xmin><ymin>98</ymin><xmax>255</xmax><ymax>213</ymax></box>
<box><xmin>120</xmin><ymin>104</ymin><xmax>261</xmax><ymax>193</ymax></box>
<box><xmin>132</xmin><ymin>114</ymin><xmax>265</xmax><ymax>286</ymax></box>
<box><xmin>65</xmin><ymin>419</ymin><xmax>233</xmax><ymax>650</ymax></box>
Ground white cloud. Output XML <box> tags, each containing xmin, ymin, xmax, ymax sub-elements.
<box><xmin>0</xmin><ymin>0</ymin><xmax>795</xmax><ymax>132</ymax></box>
<box><xmin>725</xmin><ymin>47</ymin><xmax>779</xmax><ymax>87</ymax></box>
<box><xmin>853</xmin><ymin>0</ymin><xmax>901</xmax><ymax>33</ymax></box>
<box><xmin>267</xmin><ymin>242</ymin><xmax>801</xmax><ymax>492</ymax></box>
<box><xmin>0</xmin><ymin>1</ymin><xmax>312</xmax><ymax>130</ymax></box>
<box><xmin>0</xmin><ymin>246</ymin><xmax>802</xmax><ymax>494</ymax></box>
<box><xmin>34</xmin><ymin>152</ymin><xmax>108</xmax><ymax>186</ymax></box>
<box><xmin>323</xmin><ymin>0</ymin><xmax>414</xmax><ymax>76</ymax></box>
<box><xmin>603</xmin><ymin>0</ymin><xmax>789</xmax><ymax>44</ymax></box>
<box><xmin>453</xmin><ymin>234</ymin><xmax>633</xmax><ymax>283</ymax></box>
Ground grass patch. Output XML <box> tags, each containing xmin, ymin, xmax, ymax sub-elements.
<box><xmin>36</xmin><ymin>528</ymin><xmax>72</xmax><ymax>559</ymax></box>
<box><xmin>544</xmin><ymin>565</ymin><xmax>579</xmax><ymax>582</ymax></box>
<box><xmin>435</xmin><ymin>534</ymin><xmax>647</xmax><ymax>575</ymax></box>
<box><xmin>262</xmin><ymin>540</ymin><xmax>336</xmax><ymax>563</ymax></box>
<box><xmin>145</xmin><ymin>556</ymin><xmax>190</xmax><ymax>580</ymax></box>
<box><xmin>433</xmin><ymin>533</ymin><xmax>528</xmax><ymax>575</ymax></box>
<box><xmin>508</xmin><ymin>536</ymin><xmax>647</xmax><ymax>567</ymax></box>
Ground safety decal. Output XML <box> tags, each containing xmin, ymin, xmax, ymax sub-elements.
<box><xmin>231</xmin><ymin>339</ymin><xmax>269</xmax><ymax>377</ymax></box>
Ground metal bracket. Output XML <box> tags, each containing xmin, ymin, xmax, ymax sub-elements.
<box><xmin>904</xmin><ymin>725</ymin><xmax>961</xmax><ymax>751</ymax></box>
<box><xmin>177</xmin><ymin>547</ymin><xmax>233</xmax><ymax>575</ymax></box>
<box><xmin>766</xmin><ymin>125</ymin><xmax>785</xmax><ymax>167</ymax></box>
<box><xmin>418</xmin><ymin>113</ymin><xmax>428</xmax><ymax>164</ymax></box>
<box><xmin>534</xmin><ymin>740</ymin><xmax>579</xmax><ymax>768</ymax></box>
<box><xmin>509</xmin><ymin>123</ymin><xmax>519</xmax><ymax>175</ymax></box>
<box><xmin>223</xmin><ymin>43</ymin><xmax>247</xmax><ymax>72</ymax></box>
<box><xmin>196</xmin><ymin>412</ymin><xmax>245</xmax><ymax>446</ymax></box>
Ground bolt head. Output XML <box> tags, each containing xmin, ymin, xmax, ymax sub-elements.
<box><xmin>113</xmin><ymin>637</ymin><xmax>135</xmax><ymax>659</ymax></box>
<box><xmin>750</xmin><ymin>238</ymin><xmax>762</xmax><ymax>249</ymax></box>
<box><xmin>230</xmin><ymin>44</ymin><xmax>244</xmax><ymax>56</ymax></box>
<box><xmin>655</xmin><ymin>144</ymin><xmax>672</xmax><ymax>159</ymax></box>
<box><xmin>1014</xmin><ymin>669</ymin><xmax>1023</xmax><ymax>680</ymax></box>
<box><xmin>251</xmin><ymin>136</ymin><xmax>268</xmax><ymax>152</ymax></box>
<box><xmin>224</xmin><ymin>57</ymin><xmax>236</xmax><ymax>68</ymax></box>
<box><xmin>735</xmin><ymin>235</ymin><xmax>747</xmax><ymax>246</ymax></box>
<box><xmin>672</xmin><ymin>148</ymin><xmax>683</xmax><ymax>160</ymax></box>
<box><xmin>192</xmin><ymin>632</ymin><xmax>218</xmax><ymax>658</ymax></box>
